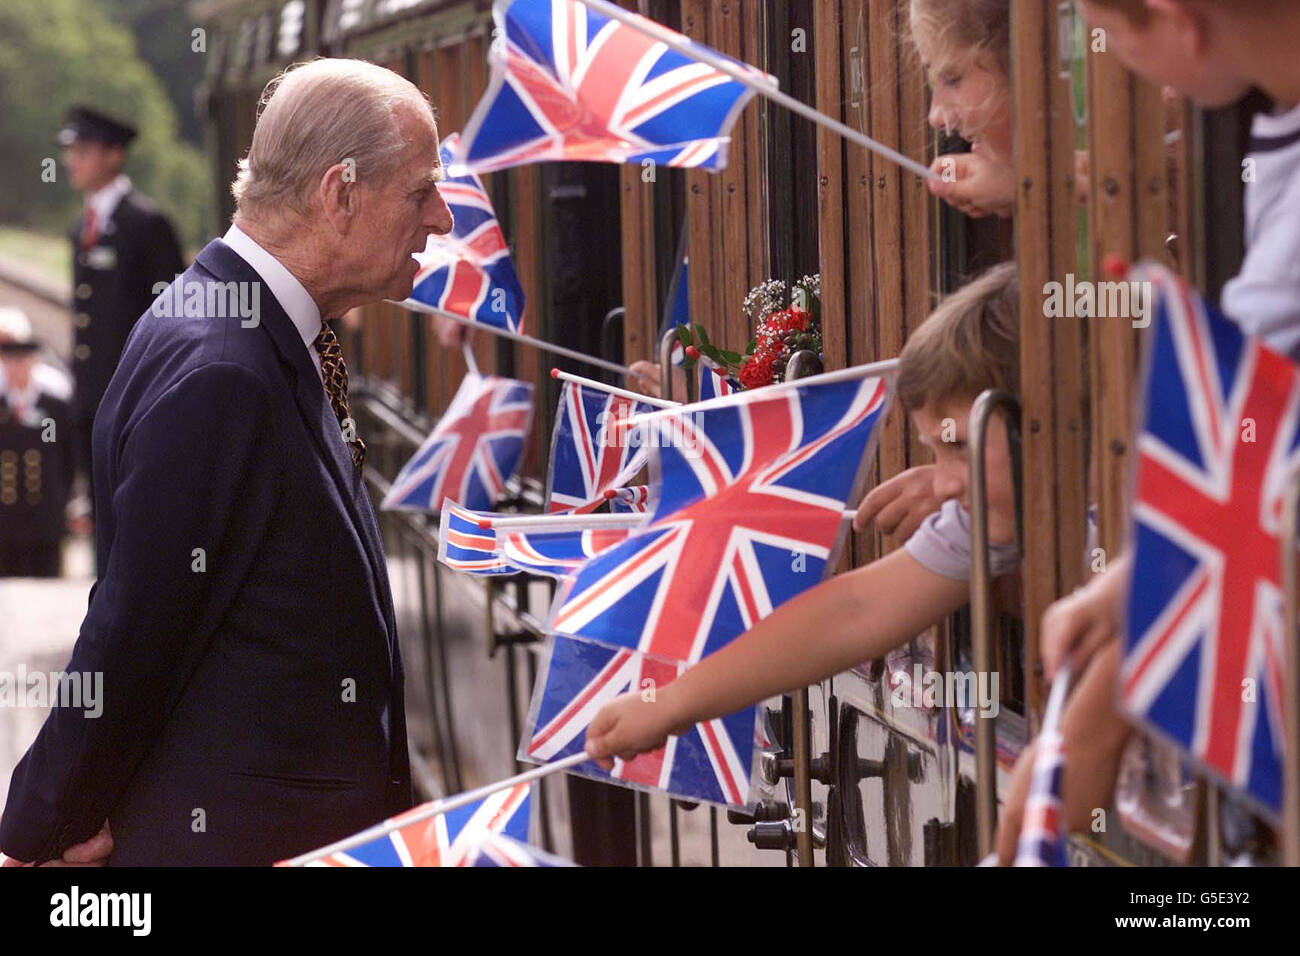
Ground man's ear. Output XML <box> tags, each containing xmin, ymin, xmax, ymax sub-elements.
<box><xmin>317</xmin><ymin>161</ymin><xmax>358</xmax><ymax>236</ymax></box>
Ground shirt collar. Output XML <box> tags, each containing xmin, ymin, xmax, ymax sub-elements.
<box><xmin>222</xmin><ymin>222</ymin><xmax>324</xmax><ymax>360</ymax></box>
<box><xmin>86</xmin><ymin>174</ymin><xmax>132</xmax><ymax>225</ymax></box>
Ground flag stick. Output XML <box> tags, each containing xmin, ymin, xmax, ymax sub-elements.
<box><xmin>623</xmin><ymin>358</ymin><xmax>901</xmax><ymax>428</ymax></box>
<box><xmin>550</xmin><ymin>367</ymin><xmax>679</xmax><ymax>408</ymax></box>
<box><xmin>461</xmin><ymin>340</ymin><xmax>480</xmax><ymax>377</ymax></box>
<box><xmin>479</xmin><ymin>510</ymin><xmax>647</xmax><ymax>532</ymax></box>
<box><xmin>283</xmin><ymin>751</ymin><xmax>592</xmax><ymax>866</ymax></box>
<box><xmin>481</xmin><ymin>507</ymin><xmax>859</xmax><ymax>533</ymax></box>
<box><xmin>399</xmin><ymin>297</ymin><xmax>635</xmax><ymax>378</ymax></box>
<box><xmin>573</xmin><ymin>0</ymin><xmax>939</xmax><ymax>182</ymax></box>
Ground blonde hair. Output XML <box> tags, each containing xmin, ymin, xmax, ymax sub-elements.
<box><xmin>231</xmin><ymin>58</ymin><xmax>433</xmax><ymax>217</ymax></box>
<box><xmin>897</xmin><ymin>262</ymin><xmax>1019</xmax><ymax>411</ymax></box>
<box><xmin>908</xmin><ymin>0</ymin><xmax>1011</xmax><ymax>76</ymax></box>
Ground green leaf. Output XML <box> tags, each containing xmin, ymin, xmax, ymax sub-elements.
<box><xmin>676</xmin><ymin>324</ymin><xmax>691</xmax><ymax>347</ymax></box>
<box><xmin>693</xmin><ymin>323</ymin><xmax>711</xmax><ymax>348</ymax></box>
<box><xmin>720</xmin><ymin>349</ymin><xmax>743</xmax><ymax>365</ymax></box>
<box><xmin>746</xmin><ymin>337</ymin><xmax>758</xmax><ymax>355</ymax></box>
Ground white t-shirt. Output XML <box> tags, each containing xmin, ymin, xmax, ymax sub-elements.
<box><xmin>904</xmin><ymin>498</ymin><xmax>1021</xmax><ymax>581</ymax></box>
<box><xmin>1221</xmin><ymin>101</ymin><xmax>1300</xmax><ymax>357</ymax></box>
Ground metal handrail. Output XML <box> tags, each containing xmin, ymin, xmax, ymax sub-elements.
<box><xmin>1281</xmin><ymin>468</ymin><xmax>1300</xmax><ymax>865</ymax></box>
<box><xmin>967</xmin><ymin>388</ymin><xmax>1022</xmax><ymax>860</ymax></box>
<box><xmin>786</xmin><ymin>349</ymin><xmax>825</xmax><ymax>867</ymax></box>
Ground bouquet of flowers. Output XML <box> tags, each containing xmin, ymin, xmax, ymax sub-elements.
<box><xmin>676</xmin><ymin>274</ymin><xmax>822</xmax><ymax>390</ymax></box>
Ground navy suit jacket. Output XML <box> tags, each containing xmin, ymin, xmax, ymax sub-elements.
<box><xmin>0</xmin><ymin>239</ymin><xmax>412</xmax><ymax>865</ymax></box>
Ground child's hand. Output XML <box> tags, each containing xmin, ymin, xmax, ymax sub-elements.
<box><xmin>995</xmin><ymin>737</ymin><xmax>1038</xmax><ymax>865</ymax></box>
<box><xmin>1041</xmin><ymin>554</ymin><xmax>1130</xmax><ymax>679</ymax></box>
<box><xmin>853</xmin><ymin>465</ymin><xmax>941</xmax><ymax>539</ymax></box>
<box><xmin>927</xmin><ymin>146</ymin><xmax>1016</xmax><ymax>219</ymax></box>
<box><xmin>434</xmin><ymin>314</ymin><xmax>470</xmax><ymax>348</ymax></box>
<box><xmin>584</xmin><ymin>690</ymin><xmax>684</xmax><ymax>769</ymax></box>
<box><xmin>627</xmin><ymin>360</ymin><xmax>689</xmax><ymax>401</ymax></box>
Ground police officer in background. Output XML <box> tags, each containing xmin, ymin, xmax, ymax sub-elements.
<box><xmin>60</xmin><ymin>106</ymin><xmax>184</xmax><ymax>509</ymax></box>
<box><xmin>0</xmin><ymin>308</ymin><xmax>75</xmax><ymax>577</ymax></box>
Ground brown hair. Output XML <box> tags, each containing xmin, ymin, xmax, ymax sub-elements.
<box><xmin>908</xmin><ymin>0</ymin><xmax>1012</xmax><ymax>76</ymax></box>
<box><xmin>896</xmin><ymin>262</ymin><xmax>1019</xmax><ymax>411</ymax></box>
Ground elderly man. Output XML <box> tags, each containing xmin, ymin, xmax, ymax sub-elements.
<box><xmin>0</xmin><ymin>59</ymin><xmax>453</xmax><ymax>866</ymax></box>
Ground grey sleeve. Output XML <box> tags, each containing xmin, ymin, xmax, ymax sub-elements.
<box><xmin>904</xmin><ymin>499</ymin><xmax>1020</xmax><ymax>581</ymax></box>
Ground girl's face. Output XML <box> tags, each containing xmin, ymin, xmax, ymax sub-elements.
<box><xmin>912</xmin><ymin>24</ymin><xmax>1013</xmax><ymax>161</ymax></box>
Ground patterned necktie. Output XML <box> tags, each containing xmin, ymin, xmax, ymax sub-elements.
<box><xmin>312</xmin><ymin>323</ymin><xmax>366</xmax><ymax>469</ymax></box>
<box><xmin>80</xmin><ymin>206</ymin><xmax>99</xmax><ymax>251</ymax></box>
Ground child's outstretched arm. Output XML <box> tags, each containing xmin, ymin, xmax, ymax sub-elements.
<box><xmin>586</xmin><ymin>547</ymin><xmax>970</xmax><ymax>766</ymax></box>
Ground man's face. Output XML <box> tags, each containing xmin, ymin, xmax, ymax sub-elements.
<box><xmin>346</xmin><ymin>103</ymin><xmax>455</xmax><ymax>303</ymax></box>
<box><xmin>912</xmin><ymin>397</ymin><xmax>1018</xmax><ymax>546</ymax></box>
<box><xmin>63</xmin><ymin>140</ymin><xmax>124</xmax><ymax>193</ymax></box>
<box><xmin>1078</xmin><ymin>0</ymin><xmax>1252</xmax><ymax>109</ymax></box>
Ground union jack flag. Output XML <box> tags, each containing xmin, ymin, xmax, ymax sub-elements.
<box><xmin>438</xmin><ymin>501</ymin><xmax>638</xmax><ymax>578</ymax></box>
<box><xmin>297</xmin><ymin>784</ymin><xmax>532</xmax><ymax>867</ymax></box>
<box><xmin>451</xmin><ymin>0</ymin><xmax>775</xmax><ymax>175</ymax></box>
<box><xmin>608</xmin><ymin>483</ymin><xmax>651</xmax><ymax>514</ymax></box>
<box><xmin>1014</xmin><ymin>669</ymin><xmax>1071</xmax><ymax>867</ymax></box>
<box><xmin>382</xmin><ymin>373</ymin><xmax>534</xmax><ymax>513</ymax></box>
<box><xmin>697</xmin><ymin>356</ymin><xmax>740</xmax><ymax>400</ymax></box>
<box><xmin>522</xmin><ymin>634</ymin><xmax>756</xmax><ymax>805</ymax></box>
<box><xmin>472</xmin><ymin>834</ymin><xmax>577</xmax><ymax>867</ymax></box>
<box><xmin>550</xmin><ymin>373</ymin><xmax>891</xmax><ymax>665</ymax></box>
<box><xmin>545</xmin><ymin>380</ymin><xmax>655</xmax><ymax>514</ymax></box>
<box><xmin>406</xmin><ymin>133</ymin><xmax>526</xmax><ymax>333</ymax></box>
<box><xmin>439</xmin><ymin>502</ymin><xmax>513</xmax><ymax>574</ymax></box>
<box><xmin>501</xmin><ymin>525</ymin><xmax>636</xmax><ymax>578</ymax></box>
<box><xmin>1122</xmin><ymin>264</ymin><xmax>1299</xmax><ymax>817</ymax></box>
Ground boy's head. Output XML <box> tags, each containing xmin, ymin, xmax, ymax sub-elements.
<box><xmin>1079</xmin><ymin>0</ymin><xmax>1280</xmax><ymax>109</ymax></box>
<box><xmin>898</xmin><ymin>262</ymin><xmax>1020</xmax><ymax>544</ymax></box>
<box><xmin>908</xmin><ymin>0</ymin><xmax>1013</xmax><ymax>161</ymax></box>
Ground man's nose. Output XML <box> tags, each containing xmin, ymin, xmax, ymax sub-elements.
<box><xmin>427</xmin><ymin>189</ymin><xmax>454</xmax><ymax>236</ymax></box>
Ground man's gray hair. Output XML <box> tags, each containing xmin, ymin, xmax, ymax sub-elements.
<box><xmin>231</xmin><ymin>58</ymin><xmax>433</xmax><ymax>216</ymax></box>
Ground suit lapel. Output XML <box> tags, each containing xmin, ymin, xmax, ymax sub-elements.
<box><xmin>194</xmin><ymin>240</ymin><xmax>395</xmax><ymax>644</ymax></box>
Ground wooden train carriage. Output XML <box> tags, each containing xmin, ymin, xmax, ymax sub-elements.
<box><xmin>194</xmin><ymin>0</ymin><xmax>1263</xmax><ymax>866</ymax></box>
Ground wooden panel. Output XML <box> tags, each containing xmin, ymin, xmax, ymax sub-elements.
<box><xmin>415</xmin><ymin>48</ymin><xmax>442</xmax><ymax>415</ymax></box>
<box><xmin>1012</xmin><ymin>0</ymin><xmax>1087</xmax><ymax>717</ymax></box>
<box><xmin>815</xmin><ymin>0</ymin><xmax>847</xmax><ymax>374</ymax></box>
<box><xmin>433</xmin><ymin>43</ymin><xmax>470</xmax><ymax>412</ymax></box>
<box><xmin>1086</xmin><ymin>48</ymin><xmax>1167</xmax><ymax>554</ymax></box>
<box><xmin>512</xmin><ymin>164</ymin><xmax>546</xmax><ymax>477</ymax></box>
<box><xmin>711</xmin><ymin>0</ymin><xmax>756</xmax><ymax>356</ymax></box>
<box><xmin>866</xmin><ymin>0</ymin><xmax>909</xmax><ymax>555</ymax></box>
<box><xmin>463</xmin><ymin>31</ymin><xmax>497</xmax><ymax>380</ymax></box>
<box><xmin>619</xmin><ymin>163</ymin><xmax>657</xmax><ymax>365</ymax></box>
<box><xmin>742</xmin><ymin>0</ymin><xmax>768</xmax><ymax>320</ymax></box>
<box><xmin>682</xmin><ymin>0</ymin><xmax>719</xmax><ymax>350</ymax></box>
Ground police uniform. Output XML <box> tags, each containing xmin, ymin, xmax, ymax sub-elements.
<box><xmin>0</xmin><ymin>343</ymin><xmax>75</xmax><ymax>577</ymax></box>
<box><xmin>60</xmin><ymin>107</ymin><xmax>184</xmax><ymax>501</ymax></box>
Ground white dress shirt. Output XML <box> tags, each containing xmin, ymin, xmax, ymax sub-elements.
<box><xmin>84</xmin><ymin>174</ymin><xmax>133</xmax><ymax>230</ymax></box>
<box><xmin>222</xmin><ymin>223</ymin><xmax>324</xmax><ymax>381</ymax></box>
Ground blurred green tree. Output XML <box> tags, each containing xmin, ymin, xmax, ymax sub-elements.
<box><xmin>0</xmin><ymin>0</ymin><xmax>211</xmax><ymax>253</ymax></box>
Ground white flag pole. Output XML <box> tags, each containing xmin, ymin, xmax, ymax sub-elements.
<box><xmin>480</xmin><ymin>511</ymin><xmax>647</xmax><ymax>532</ymax></box>
<box><xmin>573</xmin><ymin>0</ymin><xmax>939</xmax><ymax>182</ymax></box>
<box><xmin>283</xmin><ymin>751</ymin><xmax>592</xmax><ymax>866</ymax></box>
<box><xmin>399</xmin><ymin>298</ymin><xmax>636</xmax><ymax>378</ymax></box>
<box><xmin>623</xmin><ymin>357</ymin><xmax>901</xmax><ymax>429</ymax></box>
<box><xmin>550</xmin><ymin>367</ymin><xmax>679</xmax><ymax>408</ymax></box>
<box><xmin>461</xmin><ymin>340</ymin><xmax>480</xmax><ymax>377</ymax></box>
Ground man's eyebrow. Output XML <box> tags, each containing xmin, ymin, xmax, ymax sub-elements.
<box><xmin>413</xmin><ymin>166</ymin><xmax>446</xmax><ymax>192</ymax></box>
